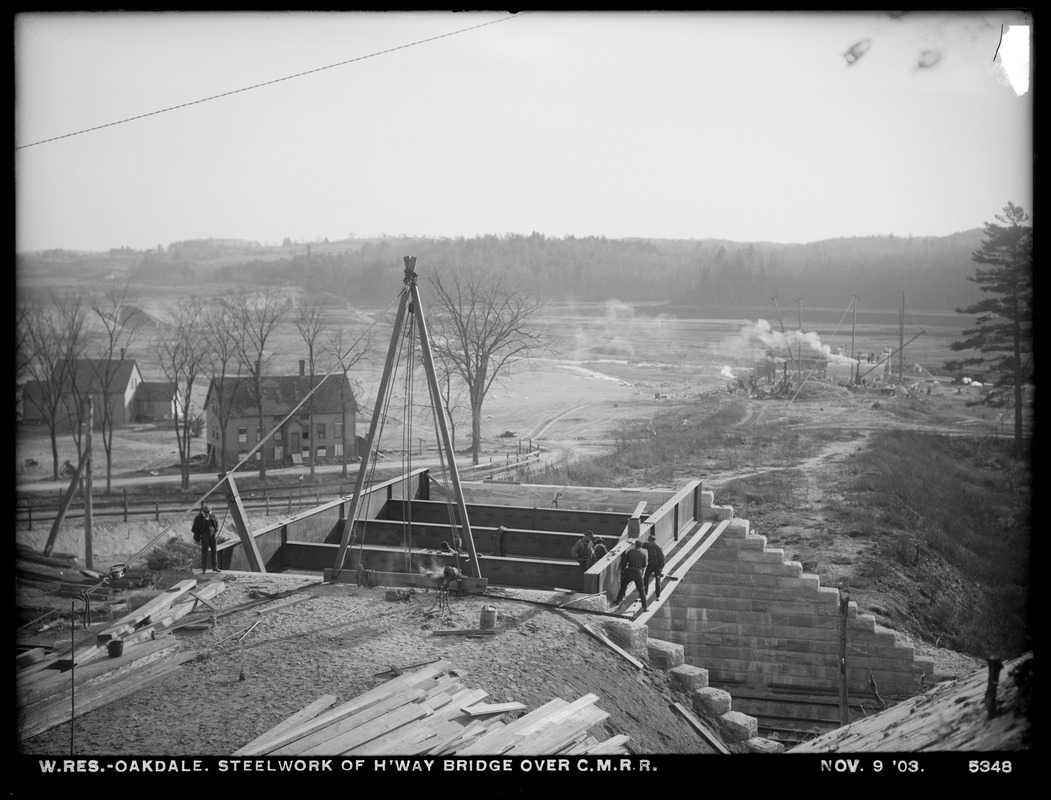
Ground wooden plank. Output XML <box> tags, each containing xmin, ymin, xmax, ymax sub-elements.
<box><xmin>672</xmin><ymin>702</ymin><xmax>731</xmax><ymax>754</ymax></box>
<box><xmin>585</xmin><ymin>734</ymin><xmax>631</xmax><ymax>754</ymax></box>
<box><xmin>94</xmin><ymin>579</ymin><xmax>199</xmax><ymax>643</ymax></box>
<box><xmin>275</xmin><ymin>688</ymin><xmax>428</xmax><ymax>756</ymax></box>
<box><xmin>236</xmin><ymin>695</ymin><xmax>339</xmax><ymax>755</ymax></box>
<box><xmin>486</xmin><ymin>695</ymin><xmax>600</xmax><ymax>755</ymax></box>
<box><xmin>323</xmin><ymin>568</ymin><xmax>487</xmax><ymax>593</ymax></box>
<box><xmin>18</xmin><ymin>651</ymin><xmax>195</xmax><ymax>741</ymax></box>
<box><xmin>461</xmin><ymin>701</ymin><xmax>527</xmax><ymax>716</ymax></box>
<box><xmin>256</xmin><ymin>595</ymin><xmax>313</xmax><ymax>615</ymax></box>
<box><xmin>16</xmin><ymin>648</ymin><xmax>48</xmax><ymax>670</ymax></box>
<box><xmin>18</xmin><ymin>640</ymin><xmax>181</xmax><ymax>706</ymax></box>
<box><xmin>235</xmin><ymin>660</ymin><xmax>452</xmax><ymax>755</ymax></box>
<box><xmin>430</xmin><ymin>628</ymin><xmax>500</xmax><ymax>637</ymax></box>
<box><xmin>458</xmin><ymin>698</ymin><xmax>568</xmax><ymax>755</ymax></box>
<box><xmin>506</xmin><ymin>701</ymin><xmax>607</xmax><ymax>755</ymax></box>
<box><xmin>299</xmin><ymin>701</ymin><xmax>434</xmax><ymax>756</ymax></box>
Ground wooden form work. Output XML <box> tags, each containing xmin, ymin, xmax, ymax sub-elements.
<box><xmin>234</xmin><ymin>660</ymin><xmax>629</xmax><ymax>756</ymax></box>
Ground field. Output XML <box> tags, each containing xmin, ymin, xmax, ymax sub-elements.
<box><xmin>15</xmin><ymin>284</ymin><xmax>1032</xmax><ymax>756</ymax></box>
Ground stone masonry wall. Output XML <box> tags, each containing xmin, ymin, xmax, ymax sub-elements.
<box><xmin>647</xmin><ymin>515</ymin><xmax>935</xmax><ymax>702</ymax></box>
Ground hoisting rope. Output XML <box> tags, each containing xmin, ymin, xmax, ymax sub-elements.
<box><xmin>402</xmin><ymin>307</ymin><xmax>417</xmax><ymax>571</ymax></box>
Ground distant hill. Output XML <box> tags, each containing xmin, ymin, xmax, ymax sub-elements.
<box><xmin>16</xmin><ymin>230</ymin><xmax>987</xmax><ymax>314</ymax></box>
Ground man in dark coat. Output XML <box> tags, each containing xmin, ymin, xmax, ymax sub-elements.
<box><xmin>192</xmin><ymin>505</ymin><xmax>221</xmax><ymax>572</ymax></box>
<box><xmin>570</xmin><ymin>530</ymin><xmax>595</xmax><ymax>568</ymax></box>
<box><xmin>644</xmin><ymin>532</ymin><xmax>666</xmax><ymax>601</ymax></box>
<box><xmin>587</xmin><ymin>538</ymin><xmax>609</xmax><ymax>569</ymax></box>
<box><xmin>614</xmin><ymin>539</ymin><xmax>649</xmax><ymax>611</ymax></box>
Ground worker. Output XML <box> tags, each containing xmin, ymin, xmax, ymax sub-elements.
<box><xmin>614</xmin><ymin>540</ymin><xmax>649</xmax><ymax>611</ymax></box>
<box><xmin>643</xmin><ymin>532</ymin><xmax>666</xmax><ymax>601</ymax></box>
<box><xmin>587</xmin><ymin>537</ymin><xmax>609</xmax><ymax>569</ymax></box>
<box><xmin>570</xmin><ymin>530</ymin><xmax>595</xmax><ymax>568</ymax></box>
<box><xmin>192</xmin><ymin>505</ymin><xmax>221</xmax><ymax>573</ymax></box>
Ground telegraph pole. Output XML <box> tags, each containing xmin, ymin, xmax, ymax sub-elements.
<box><xmin>84</xmin><ymin>397</ymin><xmax>94</xmax><ymax>570</ymax></box>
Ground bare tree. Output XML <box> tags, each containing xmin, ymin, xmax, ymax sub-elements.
<box><xmin>324</xmin><ymin>326</ymin><xmax>371</xmax><ymax>478</ymax></box>
<box><xmin>431</xmin><ymin>344</ymin><xmax>469</xmax><ymax>452</ymax></box>
<box><xmin>202</xmin><ymin>302</ymin><xmax>242</xmax><ymax>471</ymax></box>
<box><xmin>21</xmin><ymin>292</ymin><xmax>90</xmax><ymax>479</ymax></box>
<box><xmin>156</xmin><ymin>296</ymin><xmax>209</xmax><ymax>490</ymax></box>
<box><xmin>230</xmin><ymin>288</ymin><xmax>289</xmax><ymax>480</ymax></box>
<box><xmin>294</xmin><ymin>298</ymin><xmax>328</xmax><ymax>479</ymax></box>
<box><xmin>427</xmin><ymin>269</ymin><xmax>547</xmax><ymax>465</ymax></box>
<box><xmin>86</xmin><ymin>282</ymin><xmax>142</xmax><ymax>493</ymax></box>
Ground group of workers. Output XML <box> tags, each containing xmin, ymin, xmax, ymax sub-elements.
<box><xmin>570</xmin><ymin>529</ymin><xmax>666</xmax><ymax>612</ymax></box>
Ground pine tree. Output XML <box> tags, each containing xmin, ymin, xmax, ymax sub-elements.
<box><xmin>945</xmin><ymin>202</ymin><xmax>1033</xmax><ymax>451</ymax></box>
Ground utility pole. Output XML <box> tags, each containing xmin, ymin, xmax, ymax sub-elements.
<box><xmin>84</xmin><ymin>397</ymin><xmax>94</xmax><ymax>570</ymax></box>
<box><xmin>899</xmin><ymin>291</ymin><xmax>905</xmax><ymax>384</ymax></box>
<box><xmin>839</xmin><ymin>591</ymin><xmax>851</xmax><ymax>726</ymax></box>
<box><xmin>851</xmin><ymin>295</ymin><xmax>857</xmax><ymax>362</ymax></box>
<box><xmin>772</xmin><ymin>297</ymin><xmax>798</xmax><ymax>374</ymax></box>
<box><xmin>797</xmin><ymin>298</ymin><xmax>803</xmax><ymax>375</ymax></box>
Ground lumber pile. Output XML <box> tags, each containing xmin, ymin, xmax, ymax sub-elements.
<box><xmin>234</xmin><ymin>660</ymin><xmax>630</xmax><ymax>756</ymax></box>
<box><xmin>15</xmin><ymin>579</ymin><xmax>222</xmax><ymax>742</ymax></box>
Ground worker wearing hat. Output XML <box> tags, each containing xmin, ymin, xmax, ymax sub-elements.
<box><xmin>643</xmin><ymin>532</ymin><xmax>666</xmax><ymax>602</ymax></box>
<box><xmin>192</xmin><ymin>504</ymin><xmax>221</xmax><ymax>573</ymax></box>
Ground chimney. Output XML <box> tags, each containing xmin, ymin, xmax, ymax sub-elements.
<box><xmin>299</xmin><ymin>360</ymin><xmax>305</xmax><ymax>377</ymax></box>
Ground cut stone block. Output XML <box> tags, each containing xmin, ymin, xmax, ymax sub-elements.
<box><xmin>602</xmin><ymin>620</ymin><xmax>650</xmax><ymax>656</ymax></box>
<box><xmin>670</xmin><ymin>664</ymin><xmax>709</xmax><ymax>691</ymax></box>
<box><xmin>646</xmin><ymin>638</ymin><xmax>684</xmax><ymax>669</ymax></box>
<box><xmin>745</xmin><ymin>737</ymin><xmax>785</xmax><ymax>754</ymax></box>
<box><xmin>568</xmin><ymin>594</ymin><xmax>609</xmax><ymax>612</ymax></box>
<box><xmin>718</xmin><ymin>710</ymin><xmax>758</xmax><ymax>743</ymax></box>
<box><xmin>692</xmin><ymin>687</ymin><xmax>732</xmax><ymax>717</ymax></box>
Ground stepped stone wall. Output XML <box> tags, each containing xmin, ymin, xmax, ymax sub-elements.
<box><xmin>647</xmin><ymin>510</ymin><xmax>935</xmax><ymax>703</ymax></box>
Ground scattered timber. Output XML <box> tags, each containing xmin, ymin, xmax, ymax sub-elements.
<box><xmin>235</xmin><ymin>660</ymin><xmax>628</xmax><ymax>756</ymax></box>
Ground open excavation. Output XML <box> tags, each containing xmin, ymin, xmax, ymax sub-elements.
<box><xmin>16</xmin><ymin>260</ymin><xmax>1031</xmax><ymax>760</ymax></box>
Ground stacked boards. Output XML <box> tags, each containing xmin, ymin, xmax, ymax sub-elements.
<box><xmin>235</xmin><ymin>660</ymin><xmax>629</xmax><ymax>756</ymax></box>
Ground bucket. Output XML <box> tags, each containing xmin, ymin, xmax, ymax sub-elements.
<box><xmin>479</xmin><ymin>605</ymin><xmax>498</xmax><ymax>629</ymax></box>
<box><xmin>107</xmin><ymin>640</ymin><xmax>124</xmax><ymax>658</ymax></box>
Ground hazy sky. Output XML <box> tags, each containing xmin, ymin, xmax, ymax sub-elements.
<box><xmin>15</xmin><ymin>10</ymin><xmax>1032</xmax><ymax>252</ymax></box>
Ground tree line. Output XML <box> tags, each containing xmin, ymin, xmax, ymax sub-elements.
<box><xmin>138</xmin><ymin>231</ymin><xmax>987</xmax><ymax>313</ymax></box>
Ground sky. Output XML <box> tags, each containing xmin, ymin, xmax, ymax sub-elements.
<box><xmin>15</xmin><ymin>10</ymin><xmax>1033</xmax><ymax>253</ymax></box>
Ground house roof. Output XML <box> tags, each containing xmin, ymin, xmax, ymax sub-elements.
<box><xmin>61</xmin><ymin>358</ymin><xmax>140</xmax><ymax>391</ymax></box>
<box><xmin>206</xmin><ymin>374</ymin><xmax>357</xmax><ymax>419</ymax></box>
<box><xmin>135</xmin><ymin>381</ymin><xmax>176</xmax><ymax>402</ymax></box>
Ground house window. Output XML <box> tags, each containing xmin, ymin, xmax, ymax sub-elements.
<box><xmin>316</xmin><ymin>446</ymin><xmax>327</xmax><ymax>458</ymax></box>
<box><xmin>334</xmin><ymin>421</ymin><xmax>343</xmax><ymax>440</ymax></box>
<box><xmin>274</xmin><ymin>445</ymin><xmax>283</xmax><ymax>461</ymax></box>
<box><xmin>316</xmin><ymin>423</ymin><xmax>326</xmax><ymax>440</ymax></box>
<box><xmin>238</xmin><ymin>451</ymin><xmax>248</xmax><ymax>461</ymax></box>
<box><xmin>256</xmin><ymin>426</ymin><xmax>263</xmax><ymax>443</ymax></box>
<box><xmin>334</xmin><ymin>442</ymin><xmax>344</xmax><ymax>457</ymax></box>
<box><xmin>301</xmin><ymin>425</ymin><xmax>310</xmax><ymax>441</ymax></box>
<box><xmin>238</xmin><ymin>427</ymin><xmax>247</xmax><ymax>444</ymax></box>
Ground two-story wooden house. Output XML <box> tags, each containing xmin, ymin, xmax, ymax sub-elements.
<box><xmin>203</xmin><ymin>370</ymin><xmax>358</xmax><ymax>469</ymax></box>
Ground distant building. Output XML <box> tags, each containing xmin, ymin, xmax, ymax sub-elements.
<box><xmin>133</xmin><ymin>381</ymin><xmax>179</xmax><ymax>421</ymax></box>
<box><xmin>204</xmin><ymin>368</ymin><xmax>358</xmax><ymax>468</ymax></box>
<box><xmin>21</xmin><ymin>358</ymin><xmax>143</xmax><ymax>427</ymax></box>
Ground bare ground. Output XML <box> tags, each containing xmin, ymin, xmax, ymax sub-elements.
<box><xmin>16</xmin><ymin>365</ymin><xmax>1014</xmax><ymax>755</ymax></box>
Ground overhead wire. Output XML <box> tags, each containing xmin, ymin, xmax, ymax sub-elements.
<box><xmin>18</xmin><ymin>12</ymin><xmax>533</xmax><ymax>150</ymax></box>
